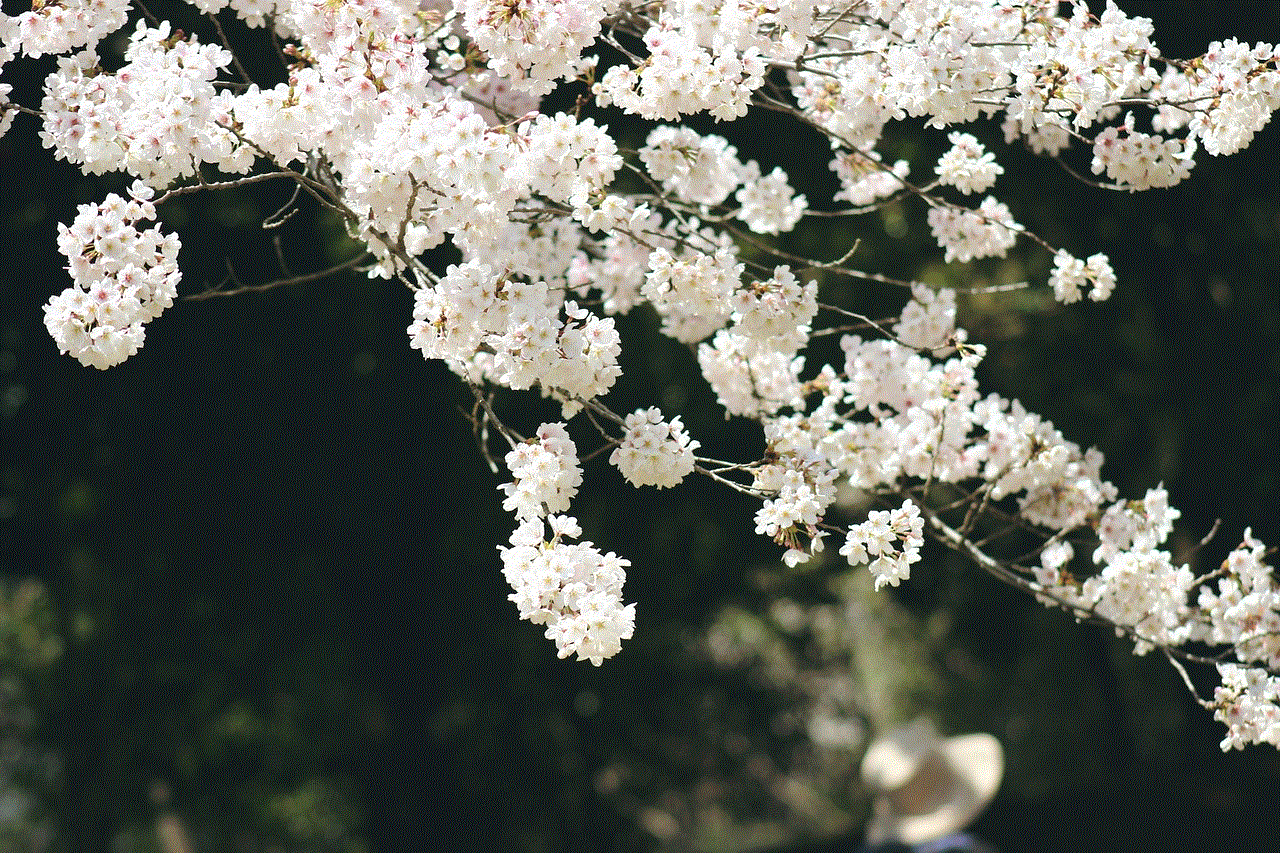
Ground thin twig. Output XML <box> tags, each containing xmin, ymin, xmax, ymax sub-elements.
<box><xmin>184</xmin><ymin>252</ymin><xmax>371</xmax><ymax>300</ymax></box>
<box><xmin>206</xmin><ymin>11</ymin><xmax>253</xmax><ymax>84</ymax></box>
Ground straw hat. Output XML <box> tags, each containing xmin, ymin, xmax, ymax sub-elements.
<box><xmin>860</xmin><ymin>719</ymin><xmax>1003</xmax><ymax>845</ymax></box>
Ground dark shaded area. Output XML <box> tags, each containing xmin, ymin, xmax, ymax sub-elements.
<box><xmin>0</xmin><ymin>3</ymin><xmax>1278</xmax><ymax>852</ymax></box>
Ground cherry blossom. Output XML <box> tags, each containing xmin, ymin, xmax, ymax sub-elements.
<box><xmin>9</xmin><ymin>0</ymin><xmax>1280</xmax><ymax>748</ymax></box>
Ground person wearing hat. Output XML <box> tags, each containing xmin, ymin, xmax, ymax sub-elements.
<box><xmin>855</xmin><ymin>719</ymin><xmax>1004</xmax><ymax>853</ymax></box>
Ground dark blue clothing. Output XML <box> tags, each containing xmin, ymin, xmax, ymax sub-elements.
<box><xmin>857</xmin><ymin>834</ymin><xmax>997</xmax><ymax>853</ymax></box>
<box><xmin>914</xmin><ymin>834</ymin><xmax>998</xmax><ymax>853</ymax></box>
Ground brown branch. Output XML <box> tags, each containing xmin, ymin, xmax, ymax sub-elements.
<box><xmin>184</xmin><ymin>252</ymin><xmax>371</xmax><ymax>301</ymax></box>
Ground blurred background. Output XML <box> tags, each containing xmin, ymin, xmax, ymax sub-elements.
<box><xmin>1</xmin><ymin>2</ymin><xmax>1278</xmax><ymax>851</ymax></box>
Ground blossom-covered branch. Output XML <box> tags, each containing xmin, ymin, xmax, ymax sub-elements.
<box><xmin>7</xmin><ymin>0</ymin><xmax>1279</xmax><ymax>748</ymax></box>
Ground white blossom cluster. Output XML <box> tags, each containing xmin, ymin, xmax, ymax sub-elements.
<box><xmin>698</xmin><ymin>328</ymin><xmax>806</xmax><ymax>418</ymax></box>
<box><xmin>1079</xmin><ymin>549</ymin><xmax>1194</xmax><ymax>654</ymax></box>
<box><xmin>971</xmin><ymin>395</ymin><xmax>1113</xmax><ymax>531</ymax></box>
<box><xmin>43</xmin><ymin>185</ymin><xmax>180</xmax><ymax>369</ymax></box>
<box><xmin>1024</xmin><ymin>504</ymin><xmax>1280</xmax><ymax>744</ymax></box>
<box><xmin>1213</xmin><ymin>663</ymin><xmax>1280</xmax><ymax>751</ymax></box>
<box><xmin>186</xmin><ymin>0</ymin><xmax>280</xmax><ymax>29</ymax></box>
<box><xmin>408</xmin><ymin>260</ymin><xmax>622</xmax><ymax>411</ymax></box>
<box><xmin>935</xmin><ymin>132</ymin><xmax>1003</xmax><ymax>195</ymax></box>
<box><xmin>893</xmin><ymin>283</ymin><xmax>958</xmax><ymax>352</ymax></box>
<box><xmin>830</xmin><ymin>151</ymin><xmax>910</xmax><ymax>207</ymax></box>
<box><xmin>926</xmin><ymin>197</ymin><xmax>1020</xmax><ymax>264</ymax></box>
<box><xmin>926</xmin><ymin>195</ymin><xmax>1024</xmax><ymax>262</ymax></box>
<box><xmin>1049</xmin><ymin>250</ymin><xmax>1118</xmax><ymax>304</ymax></box>
<box><xmin>498</xmin><ymin>425</ymin><xmax>636</xmax><ymax>664</ymax></box>
<box><xmin>736</xmin><ymin>167</ymin><xmax>807</xmax><ymax>235</ymax></box>
<box><xmin>500</xmin><ymin>514</ymin><xmax>635</xmax><ymax>665</ymax></box>
<box><xmin>610</xmin><ymin>408</ymin><xmax>699</xmax><ymax>489</ymax></box>
<box><xmin>739</xmin><ymin>282</ymin><xmax>1280</xmax><ymax>748</ymax></box>
<box><xmin>40</xmin><ymin>21</ymin><xmax>250</xmax><ymax>187</ymax></box>
<box><xmin>1</xmin><ymin>0</ymin><xmax>130</xmax><ymax>59</ymax></box>
<box><xmin>1091</xmin><ymin>113</ymin><xmax>1196</xmax><ymax>191</ymax></box>
<box><xmin>567</xmin><ymin>203</ymin><xmax>657</xmax><ymax>312</ymax></box>
<box><xmin>457</xmin><ymin>0</ymin><xmax>614</xmax><ymax>96</ymax></box>
<box><xmin>1005</xmin><ymin>1</ymin><xmax>1160</xmax><ymax>134</ymax></box>
<box><xmin>639</xmin><ymin>127</ymin><xmax>747</xmax><ymax>206</ymax></box>
<box><xmin>1191</xmin><ymin>533</ymin><xmax>1280</xmax><ymax>749</ymax></box>
<box><xmin>753</xmin><ymin>420</ymin><xmax>840</xmax><ymax>568</ymax></box>
<box><xmin>637</xmin><ymin>126</ymin><xmax>807</xmax><ymax>233</ymax></box>
<box><xmin>10</xmin><ymin>0</ymin><xmax>1280</xmax><ymax>744</ymax></box>
<box><xmin>1196</xmin><ymin>533</ymin><xmax>1280</xmax><ymax>667</ymax></box>
<box><xmin>1151</xmin><ymin>38</ymin><xmax>1280</xmax><ymax>157</ymax></box>
<box><xmin>0</xmin><ymin>82</ymin><xmax>14</xmax><ymax>139</ymax></box>
<box><xmin>728</xmin><ymin>266</ymin><xmax>817</xmax><ymax>356</ymax></box>
<box><xmin>499</xmin><ymin>423</ymin><xmax>582</xmax><ymax>522</ymax></box>
<box><xmin>1093</xmin><ymin>487</ymin><xmax>1180</xmax><ymax>565</ymax></box>
<box><xmin>642</xmin><ymin>240</ymin><xmax>742</xmax><ymax>344</ymax></box>
<box><xmin>689</xmin><ymin>265</ymin><xmax>815</xmax><ymax>421</ymax></box>
<box><xmin>594</xmin><ymin>24</ymin><xmax>768</xmax><ymax>121</ymax></box>
<box><xmin>840</xmin><ymin>501</ymin><xmax>925</xmax><ymax>591</ymax></box>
